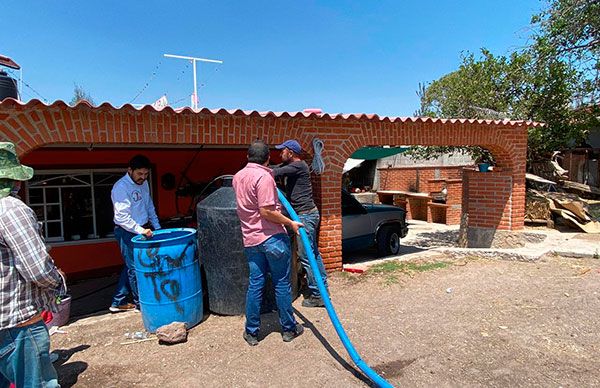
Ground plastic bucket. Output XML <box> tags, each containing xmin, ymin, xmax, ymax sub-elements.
<box><xmin>478</xmin><ymin>163</ymin><xmax>490</xmax><ymax>172</ymax></box>
<box><xmin>47</xmin><ymin>274</ymin><xmax>70</xmax><ymax>328</ymax></box>
<box><xmin>132</xmin><ymin>228</ymin><xmax>203</xmax><ymax>333</ymax></box>
<box><xmin>47</xmin><ymin>295</ymin><xmax>71</xmax><ymax>327</ymax></box>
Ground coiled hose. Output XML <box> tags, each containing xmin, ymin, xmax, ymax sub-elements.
<box><xmin>311</xmin><ymin>138</ymin><xmax>325</xmax><ymax>175</ymax></box>
<box><xmin>277</xmin><ymin>189</ymin><xmax>394</xmax><ymax>388</ymax></box>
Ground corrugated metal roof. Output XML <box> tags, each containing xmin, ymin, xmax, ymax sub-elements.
<box><xmin>0</xmin><ymin>98</ymin><xmax>544</xmax><ymax>127</ymax></box>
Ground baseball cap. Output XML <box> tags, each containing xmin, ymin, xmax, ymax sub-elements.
<box><xmin>275</xmin><ymin>139</ymin><xmax>302</xmax><ymax>154</ymax></box>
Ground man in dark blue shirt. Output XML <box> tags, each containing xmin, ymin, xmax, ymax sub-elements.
<box><xmin>272</xmin><ymin>140</ymin><xmax>328</xmax><ymax>307</ymax></box>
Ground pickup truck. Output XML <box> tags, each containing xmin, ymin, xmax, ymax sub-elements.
<box><xmin>342</xmin><ymin>190</ymin><xmax>408</xmax><ymax>256</ymax></box>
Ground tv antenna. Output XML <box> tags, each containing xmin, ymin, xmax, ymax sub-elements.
<box><xmin>164</xmin><ymin>53</ymin><xmax>223</xmax><ymax>110</ymax></box>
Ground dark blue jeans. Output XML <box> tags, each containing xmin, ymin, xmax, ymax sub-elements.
<box><xmin>0</xmin><ymin>320</ymin><xmax>60</xmax><ymax>388</ymax></box>
<box><xmin>243</xmin><ymin>233</ymin><xmax>297</xmax><ymax>336</ymax></box>
<box><xmin>298</xmin><ymin>211</ymin><xmax>328</xmax><ymax>298</ymax></box>
<box><xmin>111</xmin><ymin>226</ymin><xmax>139</xmax><ymax>308</ymax></box>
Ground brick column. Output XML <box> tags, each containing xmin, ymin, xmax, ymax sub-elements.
<box><xmin>463</xmin><ymin>169</ymin><xmax>514</xmax><ymax>229</ymax></box>
<box><xmin>462</xmin><ymin>169</ymin><xmax>517</xmax><ymax>247</ymax></box>
<box><xmin>445</xmin><ymin>178</ymin><xmax>463</xmax><ymax>225</ymax></box>
<box><xmin>315</xmin><ymin>168</ymin><xmax>343</xmax><ymax>271</ymax></box>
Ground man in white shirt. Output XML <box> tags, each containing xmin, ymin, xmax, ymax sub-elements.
<box><xmin>109</xmin><ymin>155</ymin><xmax>161</xmax><ymax>312</ymax></box>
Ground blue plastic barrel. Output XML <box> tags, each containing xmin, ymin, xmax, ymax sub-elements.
<box><xmin>132</xmin><ymin>228</ymin><xmax>203</xmax><ymax>333</ymax></box>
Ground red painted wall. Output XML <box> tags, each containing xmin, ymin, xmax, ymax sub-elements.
<box><xmin>49</xmin><ymin>242</ymin><xmax>121</xmax><ymax>277</ymax></box>
<box><xmin>23</xmin><ymin>148</ymin><xmax>251</xmax><ymax>217</ymax></box>
<box><xmin>22</xmin><ymin>147</ymin><xmax>258</xmax><ymax>277</ymax></box>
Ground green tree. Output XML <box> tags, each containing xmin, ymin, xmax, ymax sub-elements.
<box><xmin>531</xmin><ymin>0</ymin><xmax>600</xmax><ymax>105</ymax></box>
<box><xmin>414</xmin><ymin>0</ymin><xmax>600</xmax><ymax>162</ymax></box>
<box><xmin>530</xmin><ymin>0</ymin><xmax>600</xmax><ymax>154</ymax></box>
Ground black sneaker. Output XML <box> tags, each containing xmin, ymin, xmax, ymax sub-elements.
<box><xmin>282</xmin><ymin>325</ymin><xmax>304</xmax><ymax>342</ymax></box>
<box><xmin>243</xmin><ymin>332</ymin><xmax>259</xmax><ymax>346</ymax></box>
<box><xmin>302</xmin><ymin>296</ymin><xmax>325</xmax><ymax>308</ymax></box>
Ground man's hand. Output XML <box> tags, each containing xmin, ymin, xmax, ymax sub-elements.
<box><xmin>259</xmin><ymin>206</ymin><xmax>304</xmax><ymax>233</ymax></box>
<box><xmin>288</xmin><ymin>220</ymin><xmax>304</xmax><ymax>235</ymax></box>
<box><xmin>142</xmin><ymin>228</ymin><xmax>154</xmax><ymax>238</ymax></box>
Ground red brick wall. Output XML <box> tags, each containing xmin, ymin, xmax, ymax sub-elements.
<box><xmin>462</xmin><ymin>169</ymin><xmax>519</xmax><ymax>230</ymax></box>
<box><xmin>445</xmin><ymin>180</ymin><xmax>463</xmax><ymax>224</ymax></box>
<box><xmin>378</xmin><ymin>166</ymin><xmax>466</xmax><ymax>224</ymax></box>
<box><xmin>378</xmin><ymin>166</ymin><xmax>464</xmax><ymax>193</ymax></box>
<box><xmin>0</xmin><ymin>100</ymin><xmax>530</xmax><ymax>271</ymax></box>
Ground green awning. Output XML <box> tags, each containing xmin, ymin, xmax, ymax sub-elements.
<box><xmin>350</xmin><ymin>146</ymin><xmax>410</xmax><ymax>160</ymax></box>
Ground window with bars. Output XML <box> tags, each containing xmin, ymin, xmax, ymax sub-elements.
<box><xmin>26</xmin><ymin>170</ymin><xmax>125</xmax><ymax>243</ymax></box>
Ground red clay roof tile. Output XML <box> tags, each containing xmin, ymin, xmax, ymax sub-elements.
<box><xmin>0</xmin><ymin>98</ymin><xmax>544</xmax><ymax>127</ymax></box>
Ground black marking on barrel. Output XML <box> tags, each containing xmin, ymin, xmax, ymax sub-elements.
<box><xmin>161</xmin><ymin>279</ymin><xmax>184</xmax><ymax>314</ymax></box>
<box><xmin>136</xmin><ymin>240</ymin><xmax>196</xmax><ymax>314</ymax></box>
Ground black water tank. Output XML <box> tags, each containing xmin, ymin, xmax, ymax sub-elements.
<box><xmin>197</xmin><ymin>176</ymin><xmax>299</xmax><ymax>315</ymax></box>
<box><xmin>0</xmin><ymin>70</ymin><xmax>18</xmax><ymax>101</ymax></box>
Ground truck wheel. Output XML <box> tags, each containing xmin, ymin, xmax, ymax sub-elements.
<box><xmin>377</xmin><ymin>225</ymin><xmax>402</xmax><ymax>256</ymax></box>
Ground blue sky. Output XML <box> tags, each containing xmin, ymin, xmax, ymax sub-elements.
<box><xmin>1</xmin><ymin>1</ymin><xmax>543</xmax><ymax>117</ymax></box>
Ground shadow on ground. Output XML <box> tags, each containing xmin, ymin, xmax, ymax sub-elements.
<box><xmin>342</xmin><ymin>246</ymin><xmax>429</xmax><ymax>265</ymax></box>
<box><xmin>409</xmin><ymin>230</ymin><xmax>459</xmax><ymax>248</ymax></box>
<box><xmin>67</xmin><ymin>274</ymin><xmax>120</xmax><ymax>321</ymax></box>
<box><xmin>54</xmin><ymin>345</ymin><xmax>90</xmax><ymax>387</ymax></box>
<box><xmin>293</xmin><ymin>308</ymin><xmax>374</xmax><ymax>386</ymax></box>
<box><xmin>372</xmin><ymin>357</ymin><xmax>419</xmax><ymax>379</ymax></box>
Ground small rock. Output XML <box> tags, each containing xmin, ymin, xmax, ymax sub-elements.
<box><xmin>446</xmin><ymin>288</ymin><xmax>453</xmax><ymax>293</ymax></box>
<box><xmin>564</xmin><ymin>292</ymin><xmax>570</xmax><ymax>297</ymax></box>
<box><xmin>156</xmin><ymin>322</ymin><xmax>188</xmax><ymax>344</ymax></box>
<box><xmin>481</xmin><ymin>332</ymin><xmax>490</xmax><ymax>337</ymax></box>
<box><xmin>498</xmin><ymin>325</ymin><xmax>508</xmax><ymax>330</ymax></box>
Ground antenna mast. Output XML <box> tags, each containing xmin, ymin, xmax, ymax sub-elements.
<box><xmin>164</xmin><ymin>53</ymin><xmax>223</xmax><ymax>110</ymax></box>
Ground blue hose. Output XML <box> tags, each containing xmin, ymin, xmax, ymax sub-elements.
<box><xmin>278</xmin><ymin>190</ymin><xmax>394</xmax><ymax>388</ymax></box>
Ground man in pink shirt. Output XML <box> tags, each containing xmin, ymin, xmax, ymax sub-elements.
<box><xmin>233</xmin><ymin>140</ymin><xmax>304</xmax><ymax>346</ymax></box>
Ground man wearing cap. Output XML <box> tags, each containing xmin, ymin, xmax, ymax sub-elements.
<box><xmin>0</xmin><ymin>142</ymin><xmax>63</xmax><ymax>387</ymax></box>
<box><xmin>272</xmin><ymin>139</ymin><xmax>328</xmax><ymax>308</ymax></box>
<box><xmin>109</xmin><ymin>154</ymin><xmax>161</xmax><ymax>313</ymax></box>
<box><xmin>233</xmin><ymin>140</ymin><xmax>305</xmax><ymax>346</ymax></box>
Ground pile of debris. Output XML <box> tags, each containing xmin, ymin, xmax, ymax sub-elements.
<box><xmin>527</xmin><ymin>189</ymin><xmax>600</xmax><ymax>233</ymax></box>
<box><xmin>525</xmin><ymin>154</ymin><xmax>600</xmax><ymax>233</ymax></box>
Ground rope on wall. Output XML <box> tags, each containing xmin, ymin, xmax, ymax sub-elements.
<box><xmin>311</xmin><ymin>138</ymin><xmax>325</xmax><ymax>175</ymax></box>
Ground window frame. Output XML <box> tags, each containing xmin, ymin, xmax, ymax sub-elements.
<box><xmin>24</xmin><ymin>168</ymin><xmax>150</xmax><ymax>246</ymax></box>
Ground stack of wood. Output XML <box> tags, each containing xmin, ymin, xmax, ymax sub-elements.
<box><xmin>546</xmin><ymin>192</ymin><xmax>600</xmax><ymax>233</ymax></box>
<box><xmin>526</xmin><ymin>152</ymin><xmax>600</xmax><ymax>232</ymax></box>
<box><xmin>530</xmin><ymin>151</ymin><xmax>570</xmax><ymax>183</ymax></box>
<box><xmin>560</xmin><ymin>180</ymin><xmax>600</xmax><ymax>198</ymax></box>
<box><xmin>526</xmin><ymin>189</ymin><xmax>600</xmax><ymax>233</ymax></box>
<box><xmin>525</xmin><ymin>190</ymin><xmax>553</xmax><ymax>227</ymax></box>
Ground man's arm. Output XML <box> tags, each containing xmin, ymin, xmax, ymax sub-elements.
<box><xmin>112</xmin><ymin>184</ymin><xmax>152</xmax><ymax>236</ymax></box>
<box><xmin>147</xmin><ymin>201</ymin><xmax>161</xmax><ymax>231</ymax></box>
<box><xmin>259</xmin><ymin>205</ymin><xmax>303</xmax><ymax>234</ymax></box>
<box><xmin>271</xmin><ymin>164</ymin><xmax>299</xmax><ymax>178</ymax></box>
<box><xmin>255</xmin><ymin>174</ymin><xmax>303</xmax><ymax>234</ymax></box>
<box><xmin>0</xmin><ymin>206</ymin><xmax>62</xmax><ymax>289</ymax></box>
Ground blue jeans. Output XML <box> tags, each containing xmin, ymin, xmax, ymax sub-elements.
<box><xmin>0</xmin><ymin>320</ymin><xmax>60</xmax><ymax>388</ymax></box>
<box><xmin>298</xmin><ymin>211</ymin><xmax>328</xmax><ymax>299</ymax></box>
<box><xmin>244</xmin><ymin>234</ymin><xmax>297</xmax><ymax>336</ymax></box>
<box><xmin>111</xmin><ymin>226</ymin><xmax>139</xmax><ymax>308</ymax></box>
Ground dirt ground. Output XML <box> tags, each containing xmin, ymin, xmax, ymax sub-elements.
<box><xmin>51</xmin><ymin>254</ymin><xmax>600</xmax><ymax>387</ymax></box>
